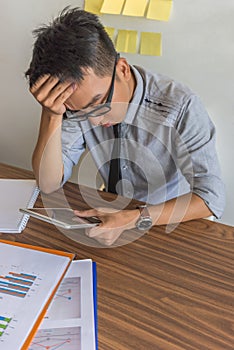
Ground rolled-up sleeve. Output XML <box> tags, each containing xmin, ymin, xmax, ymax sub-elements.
<box><xmin>61</xmin><ymin>119</ymin><xmax>85</xmax><ymax>185</ymax></box>
<box><xmin>175</xmin><ymin>94</ymin><xmax>226</xmax><ymax>218</ymax></box>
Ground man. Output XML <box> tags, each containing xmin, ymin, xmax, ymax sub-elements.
<box><xmin>25</xmin><ymin>7</ymin><xmax>225</xmax><ymax>246</ymax></box>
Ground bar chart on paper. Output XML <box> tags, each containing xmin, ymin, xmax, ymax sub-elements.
<box><xmin>0</xmin><ymin>265</ymin><xmax>42</xmax><ymax>345</ymax></box>
<box><xmin>0</xmin><ymin>271</ymin><xmax>37</xmax><ymax>298</ymax></box>
<box><xmin>0</xmin><ymin>240</ymin><xmax>74</xmax><ymax>350</ymax></box>
<box><xmin>0</xmin><ymin>313</ymin><xmax>19</xmax><ymax>344</ymax></box>
<box><xmin>0</xmin><ymin>315</ymin><xmax>13</xmax><ymax>337</ymax></box>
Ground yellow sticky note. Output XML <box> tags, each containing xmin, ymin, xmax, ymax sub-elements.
<box><xmin>84</xmin><ymin>0</ymin><xmax>104</xmax><ymax>15</ymax></box>
<box><xmin>140</xmin><ymin>32</ymin><xmax>162</xmax><ymax>56</ymax></box>
<box><xmin>101</xmin><ymin>0</ymin><xmax>125</xmax><ymax>14</ymax></box>
<box><xmin>122</xmin><ymin>0</ymin><xmax>148</xmax><ymax>17</ymax></box>
<box><xmin>104</xmin><ymin>27</ymin><xmax>115</xmax><ymax>41</ymax></box>
<box><xmin>116</xmin><ymin>30</ymin><xmax>138</xmax><ymax>54</ymax></box>
<box><xmin>146</xmin><ymin>0</ymin><xmax>173</xmax><ymax>21</ymax></box>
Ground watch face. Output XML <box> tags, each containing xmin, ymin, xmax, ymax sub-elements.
<box><xmin>136</xmin><ymin>218</ymin><xmax>152</xmax><ymax>231</ymax></box>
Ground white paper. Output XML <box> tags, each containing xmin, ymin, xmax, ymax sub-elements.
<box><xmin>29</xmin><ymin>260</ymin><xmax>96</xmax><ymax>350</ymax></box>
<box><xmin>0</xmin><ymin>242</ymin><xmax>71</xmax><ymax>349</ymax></box>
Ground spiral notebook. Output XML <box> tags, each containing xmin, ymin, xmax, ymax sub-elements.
<box><xmin>0</xmin><ymin>179</ymin><xmax>39</xmax><ymax>233</ymax></box>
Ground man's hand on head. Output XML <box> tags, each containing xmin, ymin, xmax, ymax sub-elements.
<box><xmin>30</xmin><ymin>74</ymin><xmax>77</xmax><ymax>116</ymax></box>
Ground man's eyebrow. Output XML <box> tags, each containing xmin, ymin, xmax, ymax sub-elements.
<box><xmin>82</xmin><ymin>94</ymin><xmax>103</xmax><ymax>109</ymax></box>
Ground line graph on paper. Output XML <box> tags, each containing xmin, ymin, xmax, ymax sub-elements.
<box><xmin>45</xmin><ymin>277</ymin><xmax>81</xmax><ymax>320</ymax></box>
<box><xmin>29</xmin><ymin>327</ymin><xmax>81</xmax><ymax>350</ymax></box>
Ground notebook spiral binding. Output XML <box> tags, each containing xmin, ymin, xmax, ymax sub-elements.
<box><xmin>20</xmin><ymin>186</ymin><xmax>40</xmax><ymax>231</ymax></box>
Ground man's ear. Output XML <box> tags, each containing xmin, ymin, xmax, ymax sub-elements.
<box><xmin>116</xmin><ymin>57</ymin><xmax>131</xmax><ymax>81</ymax></box>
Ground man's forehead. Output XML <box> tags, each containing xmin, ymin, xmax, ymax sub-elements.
<box><xmin>65</xmin><ymin>71</ymin><xmax>110</xmax><ymax>110</ymax></box>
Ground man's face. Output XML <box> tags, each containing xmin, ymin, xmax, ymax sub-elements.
<box><xmin>64</xmin><ymin>58</ymin><xmax>134</xmax><ymax>127</ymax></box>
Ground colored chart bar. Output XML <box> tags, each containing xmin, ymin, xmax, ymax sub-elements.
<box><xmin>9</xmin><ymin>272</ymin><xmax>37</xmax><ymax>280</ymax></box>
<box><xmin>0</xmin><ymin>275</ymin><xmax>34</xmax><ymax>286</ymax></box>
<box><xmin>0</xmin><ymin>324</ymin><xmax>7</xmax><ymax>329</ymax></box>
<box><xmin>0</xmin><ymin>287</ymin><xmax>26</xmax><ymax>298</ymax></box>
<box><xmin>0</xmin><ymin>316</ymin><xmax>11</xmax><ymax>337</ymax></box>
<box><xmin>0</xmin><ymin>316</ymin><xmax>11</xmax><ymax>322</ymax></box>
<box><xmin>0</xmin><ymin>281</ymin><xmax>30</xmax><ymax>292</ymax></box>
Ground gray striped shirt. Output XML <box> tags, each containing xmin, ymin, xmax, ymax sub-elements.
<box><xmin>61</xmin><ymin>65</ymin><xmax>225</xmax><ymax>218</ymax></box>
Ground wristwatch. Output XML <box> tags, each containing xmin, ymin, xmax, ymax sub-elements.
<box><xmin>135</xmin><ymin>205</ymin><xmax>153</xmax><ymax>231</ymax></box>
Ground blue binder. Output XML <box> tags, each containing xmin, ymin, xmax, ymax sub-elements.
<box><xmin>92</xmin><ymin>262</ymin><xmax>98</xmax><ymax>350</ymax></box>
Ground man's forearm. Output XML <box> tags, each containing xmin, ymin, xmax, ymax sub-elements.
<box><xmin>148</xmin><ymin>193</ymin><xmax>212</xmax><ymax>226</ymax></box>
<box><xmin>32</xmin><ymin>110</ymin><xmax>64</xmax><ymax>193</ymax></box>
<box><xmin>75</xmin><ymin>193</ymin><xmax>213</xmax><ymax>247</ymax></box>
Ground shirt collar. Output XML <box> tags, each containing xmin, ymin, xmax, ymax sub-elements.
<box><xmin>123</xmin><ymin>65</ymin><xmax>145</xmax><ymax>124</ymax></box>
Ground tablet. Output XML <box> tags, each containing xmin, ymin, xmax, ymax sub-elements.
<box><xmin>19</xmin><ymin>208</ymin><xmax>101</xmax><ymax>229</ymax></box>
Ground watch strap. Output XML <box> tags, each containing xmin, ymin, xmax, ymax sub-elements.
<box><xmin>137</xmin><ymin>205</ymin><xmax>151</xmax><ymax>218</ymax></box>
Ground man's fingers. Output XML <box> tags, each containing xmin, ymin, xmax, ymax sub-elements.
<box><xmin>54</xmin><ymin>83</ymin><xmax>77</xmax><ymax>105</ymax></box>
<box><xmin>85</xmin><ymin>226</ymin><xmax>123</xmax><ymax>246</ymax></box>
<box><xmin>30</xmin><ymin>74</ymin><xmax>77</xmax><ymax>115</ymax></box>
<box><xmin>96</xmin><ymin>237</ymin><xmax>116</xmax><ymax>246</ymax></box>
<box><xmin>85</xmin><ymin>225</ymin><xmax>105</xmax><ymax>238</ymax></box>
<box><xmin>42</xmin><ymin>83</ymin><xmax>75</xmax><ymax>113</ymax></box>
<box><xmin>75</xmin><ymin>207</ymin><xmax>118</xmax><ymax>217</ymax></box>
<box><xmin>74</xmin><ymin>209</ymin><xmax>100</xmax><ymax>217</ymax></box>
<box><xmin>30</xmin><ymin>74</ymin><xmax>51</xmax><ymax>93</ymax></box>
<box><xmin>34</xmin><ymin>77</ymin><xmax>70</xmax><ymax>101</ymax></box>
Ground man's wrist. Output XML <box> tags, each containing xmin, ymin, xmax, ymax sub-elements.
<box><xmin>135</xmin><ymin>205</ymin><xmax>153</xmax><ymax>231</ymax></box>
<box><xmin>42</xmin><ymin>107</ymin><xmax>63</xmax><ymax>121</ymax></box>
<box><xmin>41</xmin><ymin>111</ymin><xmax>63</xmax><ymax>131</ymax></box>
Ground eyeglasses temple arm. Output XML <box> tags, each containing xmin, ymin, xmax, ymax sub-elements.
<box><xmin>106</xmin><ymin>53</ymin><xmax>120</xmax><ymax>104</ymax></box>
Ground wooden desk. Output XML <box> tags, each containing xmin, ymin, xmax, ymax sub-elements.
<box><xmin>0</xmin><ymin>163</ymin><xmax>233</xmax><ymax>350</ymax></box>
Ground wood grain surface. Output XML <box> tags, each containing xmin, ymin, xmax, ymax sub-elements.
<box><xmin>0</xmin><ymin>163</ymin><xmax>233</xmax><ymax>350</ymax></box>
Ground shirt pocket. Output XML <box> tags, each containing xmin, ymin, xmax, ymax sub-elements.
<box><xmin>141</xmin><ymin>97</ymin><xmax>180</xmax><ymax>127</ymax></box>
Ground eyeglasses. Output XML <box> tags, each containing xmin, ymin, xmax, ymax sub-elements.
<box><xmin>65</xmin><ymin>53</ymin><xmax>120</xmax><ymax>121</ymax></box>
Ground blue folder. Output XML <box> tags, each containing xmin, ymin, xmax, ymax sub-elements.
<box><xmin>92</xmin><ymin>262</ymin><xmax>98</xmax><ymax>350</ymax></box>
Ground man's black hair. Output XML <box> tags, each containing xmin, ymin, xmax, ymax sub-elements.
<box><xmin>25</xmin><ymin>7</ymin><xmax>117</xmax><ymax>87</ymax></box>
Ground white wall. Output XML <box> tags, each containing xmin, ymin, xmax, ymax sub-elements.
<box><xmin>0</xmin><ymin>0</ymin><xmax>233</xmax><ymax>226</ymax></box>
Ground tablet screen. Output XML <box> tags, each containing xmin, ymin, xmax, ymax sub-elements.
<box><xmin>20</xmin><ymin>208</ymin><xmax>100</xmax><ymax>229</ymax></box>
